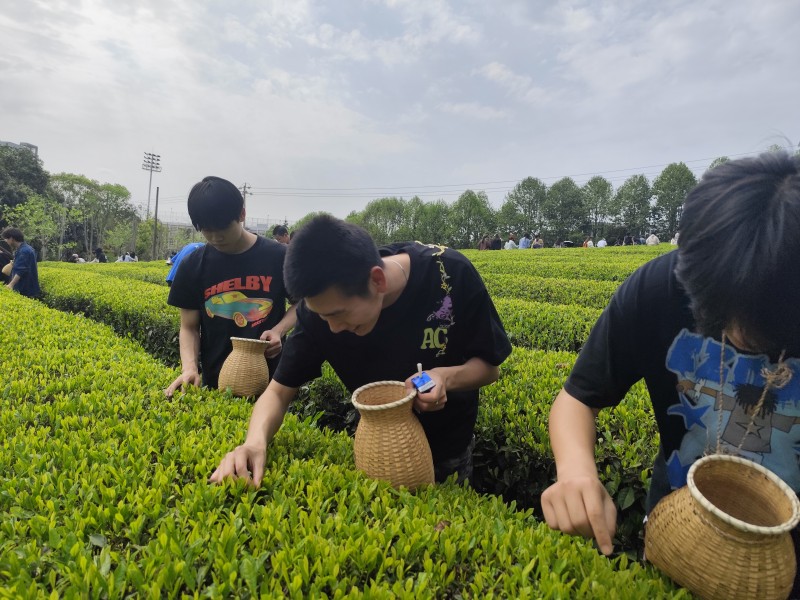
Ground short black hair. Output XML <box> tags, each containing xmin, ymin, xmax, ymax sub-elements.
<box><xmin>272</xmin><ymin>224</ymin><xmax>288</xmax><ymax>237</ymax></box>
<box><xmin>676</xmin><ymin>151</ymin><xmax>800</xmax><ymax>355</ymax></box>
<box><xmin>1</xmin><ymin>227</ymin><xmax>24</xmax><ymax>242</ymax></box>
<box><xmin>285</xmin><ymin>215</ymin><xmax>381</xmax><ymax>299</ymax></box>
<box><xmin>187</xmin><ymin>176</ymin><xmax>243</xmax><ymax>231</ymax></box>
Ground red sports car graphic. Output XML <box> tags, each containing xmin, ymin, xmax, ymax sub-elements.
<box><xmin>205</xmin><ymin>291</ymin><xmax>273</xmax><ymax>327</ymax></box>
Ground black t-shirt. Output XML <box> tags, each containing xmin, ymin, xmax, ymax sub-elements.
<box><xmin>274</xmin><ymin>241</ymin><xmax>512</xmax><ymax>462</ymax></box>
<box><xmin>565</xmin><ymin>251</ymin><xmax>800</xmax><ymax>511</ymax></box>
<box><xmin>167</xmin><ymin>236</ymin><xmax>289</xmax><ymax>388</ymax></box>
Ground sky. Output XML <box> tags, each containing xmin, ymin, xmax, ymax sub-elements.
<box><xmin>2</xmin><ymin>0</ymin><xmax>798</xmax><ymax>227</ymax></box>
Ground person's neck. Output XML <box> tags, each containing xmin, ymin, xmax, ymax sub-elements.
<box><xmin>381</xmin><ymin>255</ymin><xmax>409</xmax><ymax>308</ymax></box>
<box><xmin>228</xmin><ymin>228</ymin><xmax>258</xmax><ymax>254</ymax></box>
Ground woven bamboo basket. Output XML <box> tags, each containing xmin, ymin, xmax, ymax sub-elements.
<box><xmin>645</xmin><ymin>454</ymin><xmax>800</xmax><ymax>600</ymax></box>
<box><xmin>217</xmin><ymin>337</ymin><xmax>270</xmax><ymax>397</ymax></box>
<box><xmin>351</xmin><ymin>381</ymin><xmax>434</xmax><ymax>491</ymax></box>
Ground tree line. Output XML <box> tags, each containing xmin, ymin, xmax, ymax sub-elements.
<box><xmin>0</xmin><ymin>147</ymin><xmax>194</xmax><ymax>261</ymax></box>
<box><xmin>2</xmin><ymin>144</ymin><xmax>795</xmax><ymax>258</ymax></box>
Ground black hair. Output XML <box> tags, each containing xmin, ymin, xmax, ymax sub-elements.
<box><xmin>272</xmin><ymin>224</ymin><xmax>288</xmax><ymax>237</ymax></box>
<box><xmin>284</xmin><ymin>215</ymin><xmax>381</xmax><ymax>299</ymax></box>
<box><xmin>187</xmin><ymin>176</ymin><xmax>243</xmax><ymax>231</ymax></box>
<box><xmin>676</xmin><ymin>151</ymin><xmax>800</xmax><ymax>355</ymax></box>
<box><xmin>1</xmin><ymin>227</ymin><xmax>24</xmax><ymax>243</ymax></box>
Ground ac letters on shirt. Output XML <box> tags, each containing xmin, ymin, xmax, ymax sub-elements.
<box><xmin>420</xmin><ymin>327</ymin><xmax>448</xmax><ymax>349</ymax></box>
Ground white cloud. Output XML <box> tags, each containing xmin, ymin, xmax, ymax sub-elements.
<box><xmin>438</xmin><ymin>102</ymin><xmax>506</xmax><ymax>120</ymax></box>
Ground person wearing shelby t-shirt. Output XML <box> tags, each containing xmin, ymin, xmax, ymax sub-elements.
<box><xmin>210</xmin><ymin>215</ymin><xmax>512</xmax><ymax>487</ymax></box>
<box><xmin>164</xmin><ymin>176</ymin><xmax>296</xmax><ymax>396</ymax></box>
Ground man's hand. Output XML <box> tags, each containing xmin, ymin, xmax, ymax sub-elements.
<box><xmin>406</xmin><ymin>368</ymin><xmax>448</xmax><ymax>412</ymax></box>
<box><xmin>541</xmin><ymin>475</ymin><xmax>617</xmax><ymax>555</ymax></box>
<box><xmin>209</xmin><ymin>443</ymin><xmax>267</xmax><ymax>487</ymax></box>
<box><xmin>164</xmin><ymin>371</ymin><xmax>202</xmax><ymax>397</ymax></box>
<box><xmin>259</xmin><ymin>329</ymin><xmax>284</xmax><ymax>359</ymax></box>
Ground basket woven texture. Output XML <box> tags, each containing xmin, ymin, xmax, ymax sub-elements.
<box><xmin>352</xmin><ymin>381</ymin><xmax>434</xmax><ymax>491</ymax></box>
<box><xmin>645</xmin><ymin>454</ymin><xmax>800</xmax><ymax>600</ymax></box>
<box><xmin>217</xmin><ymin>337</ymin><xmax>270</xmax><ymax>398</ymax></box>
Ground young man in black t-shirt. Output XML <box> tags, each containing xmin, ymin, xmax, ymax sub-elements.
<box><xmin>164</xmin><ymin>176</ymin><xmax>296</xmax><ymax>396</ymax></box>
<box><xmin>541</xmin><ymin>152</ymin><xmax>800</xmax><ymax>572</ymax></box>
<box><xmin>210</xmin><ymin>215</ymin><xmax>511</xmax><ymax>486</ymax></box>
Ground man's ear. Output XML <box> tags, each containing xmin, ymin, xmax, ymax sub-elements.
<box><xmin>239</xmin><ymin>207</ymin><xmax>247</xmax><ymax>223</ymax></box>
<box><xmin>370</xmin><ymin>265</ymin><xmax>389</xmax><ymax>293</ymax></box>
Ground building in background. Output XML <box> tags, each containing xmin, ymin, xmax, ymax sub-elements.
<box><xmin>0</xmin><ymin>141</ymin><xmax>38</xmax><ymax>156</ymax></box>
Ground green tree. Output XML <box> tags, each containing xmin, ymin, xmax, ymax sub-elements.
<box><xmin>611</xmin><ymin>174</ymin><xmax>652</xmax><ymax>236</ymax></box>
<box><xmin>448</xmin><ymin>190</ymin><xmax>495</xmax><ymax>249</ymax></box>
<box><xmin>499</xmin><ymin>177</ymin><xmax>547</xmax><ymax>237</ymax></box>
<box><xmin>652</xmin><ymin>163</ymin><xmax>697</xmax><ymax>237</ymax></box>
<box><xmin>346</xmin><ymin>197</ymin><xmax>407</xmax><ymax>245</ymax></box>
<box><xmin>582</xmin><ymin>176</ymin><xmax>613</xmax><ymax>238</ymax></box>
<box><xmin>0</xmin><ymin>146</ymin><xmax>49</xmax><ymax>218</ymax></box>
<box><xmin>542</xmin><ymin>177</ymin><xmax>586</xmax><ymax>241</ymax></box>
<box><xmin>292</xmin><ymin>211</ymin><xmax>334</xmax><ymax>233</ymax></box>
<box><xmin>705</xmin><ymin>156</ymin><xmax>729</xmax><ymax>173</ymax></box>
<box><xmin>4</xmin><ymin>193</ymin><xmax>62</xmax><ymax>260</ymax></box>
<box><xmin>416</xmin><ymin>200</ymin><xmax>451</xmax><ymax>245</ymax></box>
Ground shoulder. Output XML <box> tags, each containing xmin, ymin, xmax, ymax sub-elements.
<box><xmin>252</xmin><ymin>236</ymin><xmax>287</xmax><ymax>258</ymax></box>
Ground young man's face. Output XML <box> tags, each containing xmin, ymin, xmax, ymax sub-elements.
<box><xmin>2</xmin><ymin>237</ymin><xmax>19</xmax><ymax>251</ymax></box>
<box><xmin>200</xmin><ymin>220</ymin><xmax>245</xmax><ymax>253</ymax></box>
<box><xmin>274</xmin><ymin>232</ymin><xmax>290</xmax><ymax>245</ymax></box>
<box><xmin>305</xmin><ymin>285</ymin><xmax>383</xmax><ymax>336</ymax></box>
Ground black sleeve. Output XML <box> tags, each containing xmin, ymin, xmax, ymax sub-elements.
<box><xmin>456</xmin><ymin>258</ymin><xmax>512</xmax><ymax>366</ymax></box>
<box><xmin>271</xmin><ymin>302</ymin><xmax>326</xmax><ymax>389</ymax></box>
<box><xmin>564</xmin><ymin>272</ymin><xmax>646</xmax><ymax>409</ymax></box>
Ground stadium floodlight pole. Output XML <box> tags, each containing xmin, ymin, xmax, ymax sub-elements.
<box><xmin>142</xmin><ymin>152</ymin><xmax>162</xmax><ymax>219</ymax></box>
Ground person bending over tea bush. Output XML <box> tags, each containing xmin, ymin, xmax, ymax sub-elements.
<box><xmin>541</xmin><ymin>151</ymin><xmax>800</xmax><ymax>591</ymax></box>
<box><xmin>211</xmin><ymin>215</ymin><xmax>511</xmax><ymax>485</ymax></box>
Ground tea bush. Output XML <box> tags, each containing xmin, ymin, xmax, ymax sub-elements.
<box><xmin>0</xmin><ymin>289</ymin><xmax>687</xmax><ymax>597</ymax></box>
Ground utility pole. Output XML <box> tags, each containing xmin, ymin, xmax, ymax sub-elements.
<box><xmin>142</xmin><ymin>152</ymin><xmax>162</xmax><ymax>219</ymax></box>
<box><xmin>240</xmin><ymin>183</ymin><xmax>250</xmax><ymax>230</ymax></box>
<box><xmin>240</xmin><ymin>183</ymin><xmax>250</xmax><ymax>208</ymax></box>
<box><xmin>151</xmin><ymin>186</ymin><xmax>160</xmax><ymax>260</ymax></box>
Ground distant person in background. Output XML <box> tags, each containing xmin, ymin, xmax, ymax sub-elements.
<box><xmin>646</xmin><ymin>232</ymin><xmax>660</xmax><ymax>246</ymax></box>
<box><xmin>165</xmin><ymin>242</ymin><xmax>206</xmax><ymax>287</ymax></box>
<box><xmin>519</xmin><ymin>233</ymin><xmax>532</xmax><ymax>249</ymax></box>
<box><xmin>2</xmin><ymin>227</ymin><xmax>41</xmax><ymax>298</ymax></box>
<box><xmin>477</xmin><ymin>235</ymin><xmax>490</xmax><ymax>250</ymax></box>
<box><xmin>504</xmin><ymin>234</ymin><xmax>518</xmax><ymax>250</ymax></box>
<box><xmin>532</xmin><ymin>235</ymin><xmax>544</xmax><ymax>249</ymax></box>
<box><xmin>272</xmin><ymin>225</ymin><xmax>290</xmax><ymax>245</ymax></box>
<box><xmin>596</xmin><ymin>237</ymin><xmax>607</xmax><ymax>248</ymax></box>
<box><xmin>490</xmin><ymin>233</ymin><xmax>502</xmax><ymax>250</ymax></box>
<box><xmin>71</xmin><ymin>253</ymin><xmax>86</xmax><ymax>263</ymax></box>
<box><xmin>123</xmin><ymin>251</ymin><xmax>134</xmax><ymax>262</ymax></box>
<box><xmin>670</xmin><ymin>232</ymin><xmax>680</xmax><ymax>245</ymax></box>
<box><xmin>582</xmin><ymin>236</ymin><xmax>594</xmax><ymax>248</ymax></box>
<box><xmin>623</xmin><ymin>234</ymin><xmax>633</xmax><ymax>246</ymax></box>
<box><xmin>92</xmin><ymin>247</ymin><xmax>108</xmax><ymax>263</ymax></box>
<box><xmin>130</xmin><ymin>251</ymin><xmax>138</xmax><ymax>262</ymax></box>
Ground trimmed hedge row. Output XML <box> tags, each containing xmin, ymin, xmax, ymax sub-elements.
<box><xmin>494</xmin><ymin>298</ymin><xmax>601</xmax><ymax>352</ymax></box>
<box><xmin>42</xmin><ymin>261</ymin><xmax>172</xmax><ymax>286</ymax></box>
<box><xmin>463</xmin><ymin>247</ymin><xmax>673</xmax><ymax>282</ymax></box>
<box><xmin>38</xmin><ymin>267</ymin><xmax>602</xmax><ymax>355</ymax></box>
<box><xmin>0</xmin><ymin>289</ymin><xmax>684</xmax><ymax>597</ymax></box>
<box><xmin>291</xmin><ymin>348</ymin><xmax>659</xmax><ymax>554</ymax></box>
<box><xmin>38</xmin><ymin>266</ymin><xmax>181</xmax><ymax>366</ymax></box>
<box><xmin>482</xmin><ymin>273</ymin><xmax>618</xmax><ymax>309</ymax></box>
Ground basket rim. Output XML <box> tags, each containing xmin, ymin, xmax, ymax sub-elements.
<box><xmin>229</xmin><ymin>336</ymin><xmax>270</xmax><ymax>344</ymax></box>
<box><xmin>351</xmin><ymin>380</ymin><xmax>416</xmax><ymax>411</ymax></box>
<box><xmin>688</xmin><ymin>454</ymin><xmax>800</xmax><ymax>534</ymax></box>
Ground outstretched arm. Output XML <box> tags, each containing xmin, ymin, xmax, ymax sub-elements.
<box><xmin>541</xmin><ymin>388</ymin><xmax>617</xmax><ymax>555</ymax></box>
<box><xmin>209</xmin><ymin>379</ymin><xmax>298</xmax><ymax>487</ymax></box>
